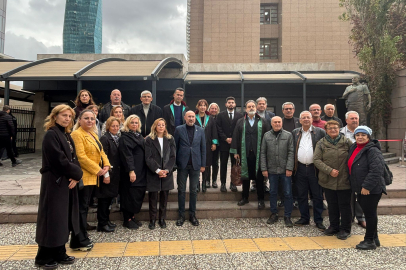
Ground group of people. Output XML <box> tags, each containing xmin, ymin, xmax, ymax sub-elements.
<box><xmin>34</xmin><ymin>87</ymin><xmax>387</xmax><ymax>269</ymax></box>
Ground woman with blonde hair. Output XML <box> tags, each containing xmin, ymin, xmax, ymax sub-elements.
<box><xmin>208</xmin><ymin>102</ymin><xmax>220</xmax><ymax>188</ymax></box>
<box><xmin>145</xmin><ymin>118</ymin><xmax>176</xmax><ymax>229</ymax></box>
<box><xmin>101</xmin><ymin>106</ymin><xmax>125</xmax><ymax>136</ymax></box>
<box><xmin>35</xmin><ymin>105</ymin><xmax>84</xmax><ymax>269</ymax></box>
<box><xmin>70</xmin><ymin>109</ymin><xmax>110</xmax><ymax>249</ymax></box>
<box><xmin>118</xmin><ymin>115</ymin><xmax>147</xmax><ymax>230</ymax></box>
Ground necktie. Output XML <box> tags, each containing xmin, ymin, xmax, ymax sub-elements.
<box><xmin>229</xmin><ymin>113</ymin><xmax>232</xmax><ymax>120</ymax></box>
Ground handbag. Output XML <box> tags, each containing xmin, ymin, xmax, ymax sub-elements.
<box><xmin>231</xmin><ymin>158</ymin><xmax>242</xmax><ymax>186</ymax></box>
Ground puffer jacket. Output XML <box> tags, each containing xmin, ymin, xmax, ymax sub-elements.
<box><xmin>348</xmin><ymin>139</ymin><xmax>387</xmax><ymax>195</ymax></box>
<box><xmin>313</xmin><ymin>136</ymin><xmax>353</xmax><ymax>190</ymax></box>
<box><xmin>260</xmin><ymin>129</ymin><xmax>294</xmax><ymax>174</ymax></box>
<box><xmin>0</xmin><ymin>111</ymin><xmax>15</xmax><ymax>137</ymax></box>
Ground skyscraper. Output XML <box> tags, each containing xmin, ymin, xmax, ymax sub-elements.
<box><xmin>63</xmin><ymin>0</ymin><xmax>102</xmax><ymax>54</ymax></box>
<box><xmin>0</xmin><ymin>0</ymin><xmax>7</xmax><ymax>54</ymax></box>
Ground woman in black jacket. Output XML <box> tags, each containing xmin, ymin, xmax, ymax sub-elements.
<box><xmin>35</xmin><ymin>105</ymin><xmax>85</xmax><ymax>269</ymax></box>
<box><xmin>348</xmin><ymin>126</ymin><xmax>387</xmax><ymax>250</ymax></box>
<box><xmin>145</xmin><ymin>118</ymin><xmax>176</xmax><ymax>230</ymax></box>
<box><xmin>119</xmin><ymin>114</ymin><xmax>147</xmax><ymax>230</ymax></box>
<box><xmin>97</xmin><ymin>117</ymin><xmax>121</xmax><ymax>233</ymax></box>
<box><xmin>73</xmin><ymin>89</ymin><xmax>96</xmax><ymax>120</ymax></box>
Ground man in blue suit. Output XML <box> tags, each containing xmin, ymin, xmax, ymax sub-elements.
<box><xmin>174</xmin><ymin>111</ymin><xmax>206</xmax><ymax>226</ymax></box>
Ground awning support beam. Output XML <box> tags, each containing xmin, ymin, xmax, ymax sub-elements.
<box><xmin>77</xmin><ymin>80</ymin><xmax>82</xmax><ymax>94</ymax></box>
<box><xmin>4</xmin><ymin>80</ymin><xmax>10</xmax><ymax>105</ymax></box>
<box><xmin>303</xmin><ymin>81</ymin><xmax>307</xmax><ymax>111</ymax></box>
<box><xmin>152</xmin><ymin>79</ymin><xmax>157</xmax><ymax>105</ymax></box>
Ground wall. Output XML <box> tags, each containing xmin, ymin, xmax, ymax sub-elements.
<box><xmin>32</xmin><ymin>92</ymin><xmax>49</xmax><ymax>151</ymax></box>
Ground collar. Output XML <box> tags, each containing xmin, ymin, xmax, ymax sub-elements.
<box><xmin>227</xmin><ymin>109</ymin><xmax>234</xmax><ymax>114</ymax></box>
<box><xmin>173</xmin><ymin>102</ymin><xmax>181</xmax><ymax>106</ymax></box>
<box><xmin>301</xmin><ymin>126</ymin><xmax>313</xmax><ymax>133</ymax></box>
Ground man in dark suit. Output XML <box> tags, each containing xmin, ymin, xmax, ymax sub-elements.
<box><xmin>130</xmin><ymin>90</ymin><xmax>163</xmax><ymax>137</ymax></box>
<box><xmin>174</xmin><ymin>111</ymin><xmax>206</xmax><ymax>227</ymax></box>
<box><xmin>163</xmin><ymin>88</ymin><xmax>189</xmax><ymax>135</ymax></box>
<box><xmin>216</xmin><ymin>97</ymin><xmax>243</xmax><ymax>192</ymax></box>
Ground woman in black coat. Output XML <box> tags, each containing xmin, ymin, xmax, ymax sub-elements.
<box><xmin>194</xmin><ymin>99</ymin><xmax>219</xmax><ymax>192</ymax></box>
<box><xmin>35</xmin><ymin>105</ymin><xmax>84</xmax><ymax>269</ymax></box>
<box><xmin>119</xmin><ymin>114</ymin><xmax>147</xmax><ymax>230</ymax></box>
<box><xmin>348</xmin><ymin>126</ymin><xmax>387</xmax><ymax>250</ymax></box>
<box><xmin>145</xmin><ymin>118</ymin><xmax>176</xmax><ymax>230</ymax></box>
<box><xmin>96</xmin><ymin>117</ymin><xmax>121</xmax><ymax>233</ymax></box>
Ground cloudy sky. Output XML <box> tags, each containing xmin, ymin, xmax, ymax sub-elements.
<box><xmin>4</xmin><ymin>0</ymin><xmax>187</xmax><ymax>60</ymax></box>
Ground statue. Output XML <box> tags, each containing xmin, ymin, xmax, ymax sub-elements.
<box><xmin>342</xmin><ymin>76</ymin><xmax>371</xmax><ymax>125</ymax></box>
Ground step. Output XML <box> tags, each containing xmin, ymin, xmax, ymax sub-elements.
<box><xmin>385</xmin><ymin>157</ymin><xmax>401</xmax><ymax>165</ymax></box>
<box><xmin>382</xmin><ymin>152</ymin><xmax>396</xmax><ymax>159</ymax></box>
<box><xmin>1</xmin><ymin>198</ymin><xmax>405</xmax><ymax>223</ymax></box>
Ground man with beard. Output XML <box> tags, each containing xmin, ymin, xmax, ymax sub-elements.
<box><xmin>163</xmin><ymin>88</ymin><xmax>189</xmax><ymax>135</ymax></box>
<box><xmin>230</xmin><ymin>100</ymin><xmax>270</xmax><ymax>209</ymax></box>
<box><xmin>216</xmin><ymin>97</ymin><xmax>243</xmax><ymax>192</ymax></box>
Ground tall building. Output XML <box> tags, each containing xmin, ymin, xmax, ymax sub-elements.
<box><xmin>0</xmin><ymin>0</ymin><xmax>7</xmax><ymax>54</ymax></box>
<box><xmin>187</xmin><ymin>0</ymin><xmax>358</xmax><ymax>71</ymax></box>
<box><xmin>63</xmin><ymin>0</ymin><xmax>102</xmax><ymax>54</ymax></box>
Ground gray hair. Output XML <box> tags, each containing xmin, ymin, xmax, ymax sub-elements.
<box><xmin>309</xmin><ymin>103</ymin><xmax>321</xmax><ymax>110</ymax></box>
<box><xmin>256</xmin><ymin>97</ymin><xmax>267</xmax><ymax>104</ymax></box>
<box><xmin>299</xmin><ymin>111</ymin><xmax>312</xmax><ymax>119</ymax></box>
<box><xmin>324</xmin><ymin>104</ymin><xmax>335</xmax><ymax>110</ymax></box>
<box><xmin>345</xmin><ymin>111</ymin><xmax>359</xmax><ymax>119</ymax></box>
<box><xmin>245</xmin><ymin>100</ymin><xmax>257</xmax><ymax>107</ymax></box>
<box><xmin>282</xmin><ymin>102</ymin><xmax>295</xmax><ymax>110</ymax></box>
<box><xmin>208</xmin><ymin>103</ymin><xmax>220</xmax><ymax>114</ymax></box>
<box><xmin>140</xmin><ymin>90</ymin><xmax>152</xmax><ymax>97</ymax></box>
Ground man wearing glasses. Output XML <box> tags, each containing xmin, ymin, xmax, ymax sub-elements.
<box><xmin>130</xmin><ymin>90</ymin><xmax>163</xmax><ymax>137</ymax></box>
<box><xmin>281</xmin><ymin>102</ymin><xmax>301</xmax><ymax>133</ymax></box>
<box><xmin>309</xmin><ymin>104</ymin><xmax>327</xmax><ymax>130</ymax></box>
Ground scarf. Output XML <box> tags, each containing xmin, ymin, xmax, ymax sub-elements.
<box><xmin>240</xmin><ymin>116</ymin><xmax>262</xmax><ymax>180</ymax></box>
<box><xmin>325</xmin><ymin>134</ymin><xmax>341</xmax><ymax>145</ymax></box>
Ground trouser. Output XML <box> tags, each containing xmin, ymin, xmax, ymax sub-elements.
<box><xmin>77</xmin><ymin>185</ymin><xmax>95</xmax><ymax>239</ymax></box>
<box><xmin>211</xmin><ymin>147</ymin><xmax>219</xmax><ymax>181</ymax></box>
<box><xmin>295</xmin><ymin>163</ymin><xmax>324</xmax><ymax>223</ymax></box>
<box><xmin>177</xmin><ymin>165</ymin><xmax>200</xmax><ymax>217</ymax></box>
<box><xmin>202</xmin><ymin>167</ymin><xmax>210</xmax><ymax>187</ymax></box>
<box><xmin>278</xmin><ymin>180</ymin><xmax>285</xmax><ymax>202</ymax></box>
<box><xmin>0</xmin><ymin>136</ymin><xmax>16</xmax><ymax>164</ymax></box>
<box><xmin>269</xmin><ymin>174</ymin><xmax>293</xmax><ymax>217</ymax></box>
<box><xmin>324</xmin><ymin>188</ymin><xmax>352</xmax><ymax>232</ymax></box>
<box><xmin>292</xmin><ymin>175</ymin><xmax>298</xmax><ymax>201</ymax></box>
<box><xmin>148</xmin><ymin>190</ymin><xmax>169</xmax><ymax>221</ymax></box>
<box><xmin>358</xmin><ymin>193</ymin><xmax>382</xmax><ymax>241</ymax></box>
<box><xmin>35</xmin><ymin>245</ymin><xmax>67</xmax><ymax>265</ymax></box>
<box><xmin>351</xmin><ymin>192</ymin><xmax>365</xmax><ymax>222</ymax></box>
<box><xmin>12</xmin><ymin>136</ymin><xmax>18</xmax><ymax>156</ymax></box>
<box><xmin>241</xmin><ymin>151</ymin><xmax>264</xmax><ymax>200</ymax></box>
<box><xmin>97</xmin><ymin>197</ymin><xmax>113</xmax><ymax>227</ymax></box>
<box><xmin>220</xmin><ymin>151</ymin><xmax>236</xmax><ymax>184</ymax></box>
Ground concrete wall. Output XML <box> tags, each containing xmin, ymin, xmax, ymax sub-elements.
<box><xmin>388</xmin><ymin>69</ymin><xmax>406</xmax><ymax>156</ymax></box>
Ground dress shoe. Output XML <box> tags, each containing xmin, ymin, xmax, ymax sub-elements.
<box><xmin>315</xmin><ymin>223</ymin><xmax>326</xmax><ymax>231</ymax></box>
<box><xmin>324</xmin><ymin>226</ymin><xmax>339</xmax><ymax>236</ymax></box>
<box><xmin>176</xmin><ymin>216</ymin><xmax>185</xmax><ymax>226</ymax></box>
<box><xmin>294</xmin><ymin>218</ymin><xmax>310</xmax><ymax>226</ymax></box>
<box><xmin>258</xmin><ymin>200</ymin><xmax>265</xmax><ymax>210</ymax></box>
<box><xmin>230</xmin><ymin>183</ymin><xmax>237</xmax><ymax>192</ymax></box>
<box><xmin>205</xmin><ymin>180</ymin><xmax>211</xmax><ymax>188</ymax></box>
<box><xmin>267</xmin><ymin>213</ymin><xmax>278</xmax><ymax>224</ymax></box>
<box><xmin>131</xmin><ymin>218</ymin><xmax>142</xmax><ymax>227</ymax></box>
<box><xmin>108</xmin><ymin>221</ymin><xmax>117</xmax><ymax>228</ymax></box>
<box><xmin>159</xmin><ymin>219</ymin><xmax>167</xmax><ymax>228</ymax></box>
<box><xmin>336</xmin><ymin>230</ymin><xmax>351</xmax><ymax>240</ymax></box>
<box><xmin>284</xmin><ymin>216</ymin><xmax>293</xmax><ymax>227</ymax></box>
<box><xmin>35</xmin><ymin>261</ymin><xmax>58</xmax><ymax>269</ymax></box>
<box><xmin>148</xmin><ymin>220</ymin><xmax>156</xmax><ymax>230</ymax></box>
<box><xmin>374</xmin><ymin>236</ymin><xmax>380</xmax><ymax>247</ymax></box>
<box><xmin>86</xmin><ymin>223</ymin><xmax>96</xmax><ymax>231</ymax></box>
<box><xmin>12</xmin><ymin>159</ymin><xmax>22</xmax><ymax>167</ymax></box>
<box><xmin>264</xmin><ymin>185</ymin><xmax>270</xmax><ymax>193</ymax></box>
<box><xmin>70</xmin><ymin>243</ymin><xmax>93</xmax><ymax>252</ymax></box>
<box><xmin>97</xmin><ymin>224</ymin><xmax>115</xmax><ymax>233</ymax></box>
<box><xmin>189</xmin><ymin>215</ymin><xmax>199</xmax><ymax>226</ymax></box>
<box><xmin>212</xmin><ymin>181</ymin><xmax>218</xmax><ymax>188</ymax></box>
<box><xmin>237</xmin><ymin>198</ymin><xmax>249</xmax><ymax>206</ymax></box>
<box><xmin>220</xmin><ymin>183</ymin><xmax>227</xmax><ymax>192</ymax></box>
<box><xmin>58</xmin><ymin>256</ymin><xmax>75</xmax><ymax>265</ymax></box>
<box><xmin>356</xmin><ymin>240</ymin><xmax>376</xmax><ymax>250</ymax></box>
<box><xmin>250</xmin><ymin>185</ymin><xmax>257</xmax><ymax>193</ymax></box>
<box><xmin>358</xmin><ymin>220</ymin><xmax>367</xmax><ymax>229</ymax></box>
<box><xmin>123</xmin><ymin>220</ymin><xmax>139</xmax><ymax>230</ymax></box>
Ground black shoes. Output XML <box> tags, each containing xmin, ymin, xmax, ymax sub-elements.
<box><xmin>108</xmin><ymin>221</ymin><xmax>117</xmax><ymax>228</ymax></box>
<box><xmin>237</xmin><ymin>198</ymin><xmax>249</xmax><ymax>206</ymax></box>
<box><xmin>58</xmin><ymin>256</ymin><xmax>75</xmax><ymax>265</ymax></box>
<box><xmin>176</xmin><ymin>216</ymin><xmax>185</xmax><ymax>226</ymax></box>
<box><xmin>123</xmin><ymin>220</ymin><xmax>139</xmax><ymax>230</ymax></box>
<box><xmin>230</xmin><ymin>183</ymin><xmax>237</xmax><ymax>192</ymax></box>
<box><xmin>356</xmin><ymin>240</ymin><xmax>377</xmax><ymax>250</ymax></box>
<box><xmin>315</xmin><ymin>223</ymin><xmax>326</xmax><ymax>231</ymax></box>
<box><xmin>336</xmin><ymin>230</ymin><xmax>351</xmax><ymax>240</ymax></box>
<box><xmin>70</xmin><ymin>243</ymin><xmax>93</xmax><ymax>252</ymax></box>
<box><xmin>189</xmin><ymin>215</ymin><xmax>199</xmax><ymax>226</ymax></box>
<box><xmin>294</xmin><ymin>218</ymin><xmax>310</xmax><ymax>226</ymax></box>
<box><xmin>284</xmin><ymin>216</ymin><xmax>293</xmax><ymax>227</ymax></box>
<box><xmin>132</xmin><ymin>218</ymin><xmax>142</xmax><ymax>227</ymax></box>
<box><xmin>12</xmin><ymin>159</ymin><xmax>22</xmax><ymax>167</ymax></box>
<box><xmin>86</xmin><ymin>223</ymin><xmax>96</xmax><ymax>231</ymax></box>
<box><xmin>258</xmin><ymin>200</ymin><xmax>265</xmax><ymax>210</ymax></box>
<box><xmin>267</xmin><ymin>213</ymin><xmax>278</xmax><ymax>224</ymax></box>
<box><xmin>220</xmin><ymin>183</ymin><xmax>227</xmax><ymax>192</ymax></box>
<box><xmin>159</xmin><ymin>219</ymin><xmax>167</xmax><ymax>228</ymax></box>
<box><xmin>148</xmin><ymin>220</ymin><xmax>156</xmax><ymax>230</ymax></box>
<box><xmin>324</xmin><ymin>227</ymin><xmax>339</xmax><ymax>236</ymax></box>
<box><xmin>97</xmin><ymin>224</ymin><xmax>115</xmax><ymax>233</ymax></box>
<box><xmin>212</xmin><ymin>181</ymin><xmax>218</xmax><ymax>188</ymax></box>
<box><xmin>35</xmin><ymin>261</ymin><xmax>58</xmax><ymax>269</ymax></box>
<box><xmin>374</xmin><ymin>236</ymin><xmax>381</xmax><ymax>247</ymax></box>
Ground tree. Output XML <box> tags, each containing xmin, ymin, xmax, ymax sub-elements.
<box><xmin>339</xmin><ymin>0</ymin><xmax>405</xmax><ymax>139</ymax></box>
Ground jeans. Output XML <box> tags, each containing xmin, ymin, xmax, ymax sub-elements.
<box><xmin>358</xmin><ymin>193</ymin><xmax>382</xmax><ymax>241</ymax></box>
<box><xmin>177</xmin><ymin>165</ymin><xmax>200</xmax><ymax>217</ymax></box>
<box><xmin>324</xmin><ymin>188</ymin><xmax>352</xmax><ymax>232</ymax></box>
<box><xmin>269</xmin><ymin>174</ymin><xmax>293</xmax><ymax>217</ymax></box>
<box><xmin>295</xmin><ymin>163</ymin><xmax>324</xmax><ymax>223</ymax></box>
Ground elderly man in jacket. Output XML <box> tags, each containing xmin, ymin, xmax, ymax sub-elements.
<box><xmin>99</xmin><ymin>89</ymin><xmax>131</xmax><ymax>123</ymax></box>
<box><xmin>292</xmin><ymin>111</ymin><xmax>326</xmax><ymax>231</ymax></box>
<box><xmin>261</xmin><ymin>116</ymin><xmax>294</xmax><ymax>227</ymax></box>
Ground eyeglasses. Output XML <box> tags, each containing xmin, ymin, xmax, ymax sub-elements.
<box><xmin>327</xmin><ymin>127</ymin><xmax>339</xmax><ymax>130</ymax></box>
<box><xmin>283</xmin><ymin>108</ymin><xmax>293</xmax><ymax>110</ymax></box>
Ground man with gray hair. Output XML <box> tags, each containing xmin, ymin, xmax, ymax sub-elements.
<box><xmin>321</xmin><ymin>104</ymin><xmax>343</xmax><ymax>128</ymax></box>
<box><xmin>99</xmin><ymin>89</ymin><xmax>131</xmax><ymax>123</ymax></box>
<box><xmin>282</xmin><ymin>102</ymin><xmax>301</xmax><ymax>133</ymax></box>
<box><xmin>130</xmin><ymin>90</ymin><xmax>163</xmax><ymax>137</ymax></box>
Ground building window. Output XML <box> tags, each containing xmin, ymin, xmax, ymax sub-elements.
<box><xmin>260</xmin><ymin>4</ymin><xmax>278</xmax><ymax>24</ymax></box>
<box><xmin>260</xmin><ymin>39</ymin><xmax>278</xmax><ymax>59</ymax></box>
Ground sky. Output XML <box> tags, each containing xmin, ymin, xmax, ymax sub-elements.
<box><xmin>4</xmin><ymin>0</ymin><xmax>188</xmax><ymax>61</ymax></box>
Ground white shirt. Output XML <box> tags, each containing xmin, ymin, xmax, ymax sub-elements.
<box><xmin>340</xmin><ymin>126</ymin><xmax>355</xmax><ymax>143</ymax></box>
<box><xmin>297</xmin><ymin>126</ymin><xmax>314</xmax><ymax>165</ymax></box>
<box><xmin>173</xmin><ymin>102</ymin><xmax>181</xmax><ymax>106</ymax></box>
<box><xmin>155</xmin><ymin>137</ymin><xmax>164</xmax><ymax>174</ymax></box>
<box><xmin>248</xmin><ymin>116</ymin><xmax>255</xmax><ymax>127</ymax></box>
<box><xmin>227</xmin><ymin>109</ymin><xmax>234</xmax><ymax>120</ymax></box>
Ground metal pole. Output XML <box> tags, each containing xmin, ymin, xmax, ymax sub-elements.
<box><xmin>77</xmin><ymin>80</ymin><xmax>82</xmax><ymax>94</ymax></box>
<box><xmin>4</xmin><ymin>80</ymin><xmax>10</xmax><ymax>105</ymax></box>
<box><xmin>152</xmin><ymin>79</ymin><xmax>157</xmax><ymax>105</ymax></box>
<box><xmin>241</xmin><ymin>82</ymin><xmax>245</xmax><ymax>109</ymax></box>
<box><xmin>303</xmin><ymin>81</ymin><xmax>307</xmax><ymax>111</ymax></box>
